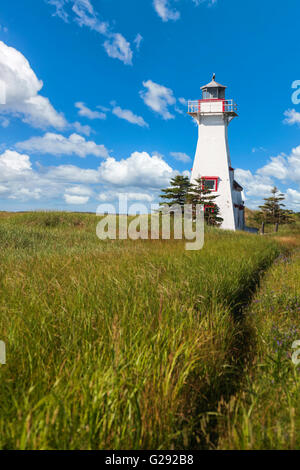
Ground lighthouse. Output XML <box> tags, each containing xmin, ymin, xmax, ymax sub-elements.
<box><xmin>188</xmin><ymin>75</ymin><xmax>245</xmax><ymax>231</ymax></box>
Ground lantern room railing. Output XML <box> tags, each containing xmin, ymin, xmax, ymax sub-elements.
<box><xmin>188</xmin><ymin>99</ymin><xmax>237</xmax><ymax>114</ymax></box>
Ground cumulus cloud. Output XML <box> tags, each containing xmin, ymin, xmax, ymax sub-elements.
<box><xmin>0</xmin><ymin>150</ymin><xmax>41</xmax><ymax>201</ymax></box>
<box><xmin>170</xmin><ymin>152</ymin><xmax>191</xmax><ymax>163</ymax></box>
<box><xmin>236</xmin><ymin>144</ymin><xmax>300</xmax><ymax>210</ymax></box>
<box><xmin>286</xmin><ymin>188</ymin><xmax>300</xmax><ymax>208</ymax></box>
<box><xmin>45</xmin><ymin>164</ymin><xmax>99</xmax><ymax>183</ymax></box>
<box><xmin>64</xmin><ymin>185</ymin><xmax>93</xmax><ymax>205</ymax></box>
<box><xmin>64</xmin><ymin>194</ymin><xmax>89</xmax><ymax>204</ymax></box>
<box><xmin>66</xmin><ymin>185</ymin><xmax>93</xmax><ymax>196</ymax></box>
<box><xmin>257</xmin><ymin>156</ymin><xmax>289</xmax><ymax>181</ymax></box>
<box><xmin>140</xmin><ymin>80</ymin><xmax>176</xmax><ymax>120</ymax></box>
<box><xmin>153</xmin><ymin>0</ymin><xmax>180</xmax><ymax>22</ymax></box>
<box><xmin>112</xmin><ymin>106</ymin><xmax>149</xmax><ymax>127</ymax></box>
<box><xmin>283</xmin><ymin>109</ymin><xmax>300</xmax><ymax>126</ymax></box>
<box><xmin>0</xmin><ymin>149</ymin><xmax>99</xmax><ymax>202</ymax></box>
<box><xmin>16</xmin><ymin>132</ymin><xmax>110</xmax><ymax>158</ymax></box>
<box><xmin>0</xmin><ymin>146</ymin><xmax>183</xmax><ymax>207</ymax></box>
<box><xmin>98</xmin><ymin>191</ymin><xmax>154</xmax><ymax>202</ymax></box>
<box><xmin>47</xmin><ymin>0</ymin><xmax>133</xmax><ymax>65</ymax></box>
<box><xmin>0</xmin><ymin>40</ymin><xmax>67</xmax><ymax>129</ymax></box>
<box><xmin>0</xmin><ymin>150</ymin><xmax>32</xmax><ymax>180</ymax></box>
<box><xmin>75</xmin><ymin>102</ymin><xmax>106</xmax><ymax>120</ymax></box>
<box><xmin>256</xmin><ymin>146</ymin><xmax>300</xmax><ymax>185</ymax></box>
<box><xmin>235</xmin><ymin>168</ymin><xmax>273</xmax><ymax>199</ymax></box>
<box><xmin>99</xmin><ymin>151</ymin><xmax>176</xmax><ymax>187</ymax></box>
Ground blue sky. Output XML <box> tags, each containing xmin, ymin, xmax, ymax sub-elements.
<box><xmin>0</xmin><ymin>0</ymin><xmax>300</xmax><ymax>212</ymax></box>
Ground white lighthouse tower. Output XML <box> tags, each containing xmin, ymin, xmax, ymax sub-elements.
<box><xmin>188</xmin><ymin>75</ymin><xmax>245</xmax><ymax>231</ymax></box>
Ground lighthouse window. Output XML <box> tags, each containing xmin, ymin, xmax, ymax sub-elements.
<box><xmin>204</xmin><ymin>180</ymin><xmax>215</xmax><ymax>190</ymax></box>
<box><xmin>203</xmin><ymin>178</ymin><xmax>217</xmax><ymax>191</ymax></box>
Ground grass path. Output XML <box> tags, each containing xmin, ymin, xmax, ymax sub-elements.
<box><xmin>215</xmin><ymin>233</ymin><xmax>300</xmax><ymax>449</ymax></box>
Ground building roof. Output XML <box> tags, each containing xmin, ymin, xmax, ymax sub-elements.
<box><xmin>201</xmin><ymin>74</ymin><xmax>227</xmax><ymax>90</ymax></box>
<box><xmin>233</xmin><ymin>180</ymin><xmax>243</xmax><ymax>191</ymax></box>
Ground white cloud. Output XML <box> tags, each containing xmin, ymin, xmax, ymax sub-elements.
<box><xmin>252</xmin><ymin>146</ymin><xmax>267</xmax><ymax>153</ymax></box>
<box><xmin>256</xmin><ymin>146</ymin><xmax>300</xmax><ymax>185</ymax></box>
<box><xmin>48</xmin><ymin>0</ymin><xmax>133</xmax><ymax>65</ymax></box>
<box><xmin>235</xmin><ymin>168</ymin><xmax>273</xmax><ymax>198</ymax></box>
<box><xmin>140</xmin><ymin>80</ymin><xmax>176</xmax><ymax>120</ymax></box>
<box><xmin>153</xmin><ymin>0</ymin><xmax>217</xmax><ymax>22</ymax></box>
<box><xmin>0</xmin><ymin>150</ymin><xmax>40</xmax><ymax>201</ymax></box>
<box><xmin>134</xmin><ymin>33</ymin><xmax>143</xmax><ymax>51</ymax></box>
<box><xmin>73</xmin><ymin>121</ymin><xmax>92</xmax><ymax>136</ymax></box>
<box><xmin>178</xmin><ymin>97</ymin><xmax>188</xmax><ymax>106</ymax></box>
<box><xmin>153</xmin><ymin>0</ymin><xmax>180</xmax><ymax>22</ymax></box>
<box><xmin>97</xmin><ymin>104</ymin><xmax>110</xmax><ymax>113</ymax></box>
<box><xmin>286</xmin><ymin>188</ymin><xmax>300</xmax><ymax>208</ymax></box>
<box><xmin>0</xmin><ymin>150</ymin><xmax>32</xmax><ymax>179</ymax></box>
<box><xmin>66</xmin><ymin>185</ymin><xmax>92</xmax><ymax>196</ymax></box>
<box><xmin>9</xmin><ymin>187</ymin><xmax>42</xmax><ymax>201</ymax></box>
<box><xmin>98</xmin><ymin>151</ymin><xmax>176</xmax><ymax>187</ymax></box>
<box><xmin>0</xmin><ymin>117</ymin><xmax>9</xmax><ymax>128</ymax></box>
<box><xmin>257</xmin><ymin>155</ymin><xmax>289</xmax><ymax>181</ymax></box>
<box><xmin>152</xmin><ymin>151</ymin><xmax>165</xmax><ymax>159</ymax></box>
<box><xmin>0</xmin><ymin>184</ymin><xmax>9</xmax><ymax>194</ymax></box>
<box><xmin>64</xmin><ymin>193</ymin><xmax>89</xmax><ymax>204</ymax></box>
<box><xmin>45</xmin><ymin>164</ymin><xmax>99</xmax><ymax>183</ymax></box>
<box><xmin>103</xmin><ymin>33</ymin><xmax>133</xmax><ymax>65</ymax></box>
<box><xmin>112</xmin><ymin>106</ymin><xmax>149</xmax><ymax>127</ymax></box>
<box><xmin>98</xmin><ymin>191</ymin><xmax>154</xmax><ymax>202</ymax></box>
<box><xmin>47</xmin><ymin>0</ymin><xmax>69</xmax><ymax>22</ymax></box>
<box><xmin>0</xmin><ymin>149</ymin><xmax>99</xmax><ymax>202</ymax></box>
<box><xmin>236</xmin><ymin>144</ymin><xmax>300</xmax><ymax>210</ymax></box>
<box><xmin>170</xmin><ymin>152</ymin><xmax>191</xmax><ymax>163</ymax></box>
<box><xmin>75</xmin><ymin>101</ymin><xmax>106</xmax><ymax>120</ymax></box>
<box><xmin>0</xmin><ymin>145</ymin><xmax>195</xmax><ymax>210</ymax></box>
<box><xmin>0</xmin><ymin>40</ymin><xmax>67</xmax><ymax>129</ymax></box>
<box><xmin>16</xmin><ymin>132</ymin><xmax>110</xmax><ymax>158</ymax></box>
<box><xmin>71</xmin><ymin>0</ymin><xmax>108</xmax><ymax>34</ymax></box>
<box><xmin>283</xmin><ymin>109</ymin><xmax>300</xmax><ymax>126</ymax></box>
<box><xmin>192</xmin><ymin>0</ymin><xmax>217</xmax><ymax>6</ymax></box>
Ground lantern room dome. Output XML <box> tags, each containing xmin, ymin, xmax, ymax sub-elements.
<box><xmin>200</xmin><ymin>74</ymin><xmax>226</xmax><ymax>100</ymax></box>
<box><xmin>200</xmin><ymin>75</ymin><xmax>227</xmax><ymax>90</ymax></box>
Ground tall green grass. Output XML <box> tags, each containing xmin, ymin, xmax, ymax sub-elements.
<box><xmin>0</xmin><ymin>212</ymin><xmax>279</xmax><ymax>449</ymax></box>
<box><xmin>216</xmin><ymin>232</ymin><xmax>300</xmax><ymax>449</ymax></box>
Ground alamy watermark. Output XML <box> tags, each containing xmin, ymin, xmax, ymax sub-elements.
<box><xmin>96</xmin><ymin>196</ymin><xmax>204</xmax><ymax>251</ymax></box>
<box><xmin>0</xmin><ymin>341</ymin><xmax>5</xmax><ymax>365</ymax></box>
<box><xmin>291</xmin><ymin>80</ymin><xmax>300</xmax><ymax>105</ymax></box>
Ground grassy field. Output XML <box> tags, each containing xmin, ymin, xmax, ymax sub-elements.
<box><xmin>0</xmin><ymin>211</ymin><xmax>297</xmax><ymax>449</ymax></box>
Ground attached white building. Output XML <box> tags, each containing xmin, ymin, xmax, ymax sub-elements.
<box><xmin>188</xmin><ymin>75</ymin><xmax>245</xmax><ymax>231</ymax></box>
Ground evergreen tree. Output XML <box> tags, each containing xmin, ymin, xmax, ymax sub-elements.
<box><xmin>248</xmin><ymin>209</ymin><xmax>264</xmax><ymax>227</ymax></box>
<box><xmin>259</xmin><ymin>186</ymin><xmax>291</xmax><ymax>224</ymax></box>
<box><xmin>279</xmin><ymin>208</ymin><xmax>295</xmax><ymax>225</ymax></box>
<box><xmin>159</xmin><ymin>175</ymin><xmax>191</xmax><ymax>210</ymax></box>
<box><xmin>187</xmin><ymin>177</ymin><xmax>223</xmax><ymax>226</ymax></box>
